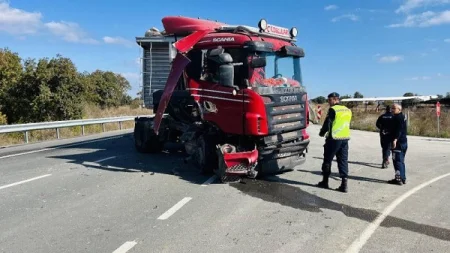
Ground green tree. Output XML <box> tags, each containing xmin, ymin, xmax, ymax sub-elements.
<box><xmin>0</xmin><ymin>49</ymin><xmax>134</xmax><ymax>124</ymax></box>
<box><xmin>2</xmin><ymin>55</ymin><xmax>85</xmax><ymax>123</ymax></box>
<box><xmin>0</xmin><ymin>48</ymin><xmax>22</xmax><ymax>95</ymax></box>
<box><xmin>312</xmin><ymin>96</ymin><xmax>326</xmax><ymax>104</ymax></box>
<box><xmin>402</xmin><ymin>92</ymin><xmax>415</xmax><ymax>108</ymax></box>
<box><xmin>354</xmin><ymin>91</ymin><xmax>363</xmax><ymax>98</ymax></box>
<box><xmin>82</xmin><ymin>70</ymin><xmax>131</xmax><ymax>108</ymax></box>
<box><xmin>0</xmin><ymin>48</ymin><xmax>23</xmax><ymax>120</ymax></box>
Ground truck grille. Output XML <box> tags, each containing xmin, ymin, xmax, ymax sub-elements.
<box><xmin>264</xmin><ymin>92</ymin><xmax>307</xmax><ymax>136</ymax></box>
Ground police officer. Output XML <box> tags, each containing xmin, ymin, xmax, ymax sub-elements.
<box><xmin>388</xmin><ymin>103</ymin><xmax>408</xmax><ymax>185</ymax></box>
<box><xmin>376</xmin><ymin>105</ymin><xmax>394</xmax><ymax>168</ymax></box>
<box><xmin>318</xmin><ymin>92</ymin><xmax>353</xmax><ymax>193</ymax></box>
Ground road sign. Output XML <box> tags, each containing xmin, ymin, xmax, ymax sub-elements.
<box><xmin>436</xmin><ymin>101</ymin><xmax>441</xmax><ymax>117</ymax></box>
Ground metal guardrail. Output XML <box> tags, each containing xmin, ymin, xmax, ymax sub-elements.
<box><xmin>0</xmin><ymin>115</ymin><xmax>154</xmax><ymax>143</ymax></box>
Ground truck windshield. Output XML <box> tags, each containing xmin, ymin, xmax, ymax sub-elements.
<box><xmin>249</xmin><ymin>52</ymin><xmax>304</xmax><ymax>89</ymax></box>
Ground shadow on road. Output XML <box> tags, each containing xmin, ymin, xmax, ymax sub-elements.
<box><xmin>296</xmin><ymin>169</ymin><xmax>389</xmax><ymax>184</ymax></box>
<box><xmin>47</xmin><ymin>134</ymin><xmax>213</xmax><ymax>185</ymax></box>
<box><xmin>231</xmin><ymin>178</ymin><xmax>450</xmax><ymax>242</ymax></box>
<box><xmin>312</xmin><ymin>156</ymin><xmax>381</xmax><ymax>169</ymax></box>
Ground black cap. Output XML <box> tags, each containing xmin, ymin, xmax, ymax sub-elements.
<box><xmin>327</xmin><ymin>92</ymin><xmax>340</xmax><ymax>98</ymax></box>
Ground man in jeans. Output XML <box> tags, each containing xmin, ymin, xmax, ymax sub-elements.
<box><xmin>376</xmin><ymin>105</ymin><xmax>395</xmax><ymax>168</ymax></box>
<box><xmin>388</xmin><ymin>103</ymin><xmax>408</xmax><ymax>185</ymax></box>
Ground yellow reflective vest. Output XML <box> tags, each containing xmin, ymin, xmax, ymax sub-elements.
<box><xmin>326</xmin><ymin>104</ymin><xmax>352</xmax><ymax>140</ymax></box>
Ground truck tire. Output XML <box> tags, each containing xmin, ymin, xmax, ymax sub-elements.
<box><xmin>197</xmin><ymin>133</ymin><xmax>219</xmax><ymax>174</ymax></box>
<box><xmin>134</xmin><ymin>118</ymin><xmax>164</xmax><ymax>153</ymax></box>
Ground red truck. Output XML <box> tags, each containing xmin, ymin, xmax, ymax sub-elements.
<box><xmin>134</xmin><ymin>16</ymin><xmax>310</xmax><ymax>182</ymax></box>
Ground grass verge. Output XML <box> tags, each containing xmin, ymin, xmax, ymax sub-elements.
<box><xmin>312</xmin><ymin>103</ymin><xmax>449</xmax><ymax>138</ymax></box>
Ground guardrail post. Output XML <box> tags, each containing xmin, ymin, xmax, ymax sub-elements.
<box><xmin>56</xmin><ymin>128</ymin><xmax>60</xmax><ymax>139</ymax></box>
<box><xmin>119</xmin><ymin>121</ymin><xmax>123</xmax><ymax>130</ymax></box>
<box><xmin>24</xmin><ymin>131</ymin><xmax>29</xmax><ymax>143</ymax></box>
<box><xmin>82</xmin><ymin>125</ymin><xmax>85</xmax><ymax>136</ymax></box>
<box><xmin>102</xmin><ymin>123</ymin><xmax>105</xmax><ymax>132</ymax></box>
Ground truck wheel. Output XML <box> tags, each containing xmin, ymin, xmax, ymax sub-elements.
<box><xmin>134</xmin><ymin>118</ymin><xmax>164</xmax><ymax>153</ymax></box>
<box><xmin>197</xmin><ymin>134</ymin><xmax>218</xmax><ymax>174</ymax></box>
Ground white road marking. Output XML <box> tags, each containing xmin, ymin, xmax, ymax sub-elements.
<box><xmin>345</xmin><ymin>172</ymin><xmax>450</xmax><ymax>253</ymax></box>
<box><xmin>0</xmin><ymin>135</ymin><xmax>124</xmax><ymax>160</ymax></box>
<box><xmin>0</xmin><ymin>174</ymin><xmax>52</xmax><ymax>191</ymax></box>
<box><xmin>112</xmin><ymin>241</ymin><xmax>137</xmax><ymax>253</ymax></box>
<box><xmin>201</xmin><ymin>175</ymin><xmax>217</xmax><ymax>186</ymax></box>
<box><xmin>157</xmin><ymin>197</ymin><xmax>192</xmax><ymax>220</ymax></box>
<box><xmin>94</xmin><ymin>156</ymin><xmax>116</xmax><ymax>163</ymax></box>
<box><xmin>0</xmin><ymin>148</ymin><xmax>55</xmax><ymax>159</ymax></box>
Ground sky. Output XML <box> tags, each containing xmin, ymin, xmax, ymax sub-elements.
<box><xmin>1</xmin><ymin>0</ymin><xmax>450</xmax><ymax>99</ymax></box>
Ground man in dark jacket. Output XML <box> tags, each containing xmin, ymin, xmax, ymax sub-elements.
<box><xmin>388</xmin><ymin>103</ymin><xmax>408</xmax><ymax>185</ymax></box>
<box><xmin>376</xmin><ymin>105</ymin><xmax>395</xmax><ymax>168</ymax></box>
<box><xmin>318</xmin><ymin>92</ymin><xmax>352</xmax><ymax>193</ymax></box>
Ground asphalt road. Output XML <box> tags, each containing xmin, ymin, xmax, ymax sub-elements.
<box><xmin>0</xmin><ymin>126</ymin><xmax>449</xmax><ymax>253</ymax></box>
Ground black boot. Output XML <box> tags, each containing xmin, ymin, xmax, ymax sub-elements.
<box><xmin>317</xmin><ymin>175</ymin><xmax>329</xmax><ymax>189</ymax></box>
<box><xmin>336</xmin><ymin>178</ymin><xmax>348</xmax><ymax>193</ymax></box>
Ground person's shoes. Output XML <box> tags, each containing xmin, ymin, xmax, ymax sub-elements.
<box><xmin>402</xmin><ymin>179</ymin><xmax>406</xmax><ymax>184</ymax></box>
<box><xmin>317</xmin><ymin>180</ymin><xmax>329</xmax><ymax>189</ymax></box>
<box><xmin>317</xmin><ymin>175</ymin><xmax>329</xmax><ymax>189</ymax></box>
<box><xmin>387</xmin><ymin>178</ymin><xmax>403</xmax><ymax>185</ymax></box>
<box><xmin>381</xmin><ymin>160</ymin><xmax>389</xmax><ymax>169</ymax></box>
<box><xmin>336</xmin><ymin>178</ymin><xmax>348</xmax><ymax>193</ymax></box>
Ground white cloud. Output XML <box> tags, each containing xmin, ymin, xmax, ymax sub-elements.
<box><xmin>377</xmin><ymin>55</ymin><xmax>404</xmax><ymax>63</ymax></box>
<box><xmin>103</xmin><ymin>36</ymin><xmax>134</xmax><ymax>47</ymax></box>
<box><xmin>388</xmin><ymin>10</ymin><xmax>450</xmax><ymax>27</ymax></box>
<box><xmin>445</xmin><ymin>38</ymin><xmax>450</xmax><ymax>42</ymax></box>
<box><xmin>45</xmin><ymin>21</ymin><xmax>99</xmax><ymax>44</ymax></box>
<box><xmin>324</xmin><ymin>5</ymin><xmax>338</xmax><ymax>11</ymax></box>
<box><xmin>406</xmin><ymin>76</ymin><xmax>432</xmax><ymax>80</ymax></box>
<box><xmin>331</xmin><ymin>14</ymin><xmax>359</xmax><ymax>22</ymax></box>
<box><xmin>120</xmin><ymin>72</ymin><xmax>140</xmax><ymax>81</ymax></box>
<box><xmin>395</xmin><ymin>0</ymin><xmax>450</xmax><ymax>14</ymax></box>
<box><xmin>0</xmin><ymin>1</ymin><xmax>42</xmax><ymax>34</ymax></box>
<box><xmin>0</xmin><ymin>1</ymin><xmax>131</xmax><ymax>46</ymax></box>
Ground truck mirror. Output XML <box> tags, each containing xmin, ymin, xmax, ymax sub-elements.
<box><xmin>250</xmin><ymin>57</ymin><xmax>266</xmax><ymax>68</ymax></box>
<box><xmin>219</xmin><ymin>64</ymin><xmax>235</xmax><ymax>89</ymax></box>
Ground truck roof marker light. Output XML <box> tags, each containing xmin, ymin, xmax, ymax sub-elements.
<box><xmin>290</xmin><ymin>27</ymin><xmax>298</xmax><ymax>38</ymax></box>
<box><xmin>258</xmin><ymin>19</ymin><xmax>268</xmax><ymax>31</ymax></box>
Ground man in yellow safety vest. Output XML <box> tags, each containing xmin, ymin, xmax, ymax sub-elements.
<box><xmin>318</xmin><ymin>92</ymin><xmax>352</xmax><ymax>193</ymax></box>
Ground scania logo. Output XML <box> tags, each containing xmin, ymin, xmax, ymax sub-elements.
<box><xmin>212</xmin><ymin>37</ymin><xmax>235</xmax><ymax>42</ymax></box>
<box><xmin>280</xmin><ymin>95</ymin><xmax>297</xmax><ymax>103</ymax></box>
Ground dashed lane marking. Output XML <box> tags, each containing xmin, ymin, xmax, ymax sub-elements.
<box><xmin>112</xmin><ymin>241</ymin><xmax>137</xmax><ymax>253</ymax></box>
<box><xmin>157</xmin><ymin>197</ymin><xmax>192</xmax><ymax>220</ymax></box>
<box><xmin>0</xmin><ymin>174</ymin><xmax>52</xmax><ymax>191</ymax></box>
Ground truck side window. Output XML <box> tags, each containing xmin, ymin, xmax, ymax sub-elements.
<box><xmin>225</xmin><ymin>48</ymin><xmax>247</xmax><ymax>88</ymax></box>
<box><xmin>186</xmin><ymin>49</ymin><xmax>203</xmax><ymax>80</ymax></box>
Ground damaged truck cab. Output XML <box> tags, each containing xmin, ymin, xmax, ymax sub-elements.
<box><xmin>134</xmin><ymin>16</ymin><xmax>310</xmax><ymax>182</ymax></box>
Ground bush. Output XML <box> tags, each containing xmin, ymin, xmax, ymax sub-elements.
<box><xmin>0</xmin><ymin>112</ymin><xmax>7</xmax><ymax>125</ymax></box>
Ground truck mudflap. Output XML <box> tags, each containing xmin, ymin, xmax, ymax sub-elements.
<box><xmin>215</xmin><ymin>144</ymin><xmax>259</xmax><ymax>183</ymax></box>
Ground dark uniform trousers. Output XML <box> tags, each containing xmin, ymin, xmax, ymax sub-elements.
<box><xmin>380</xmin><ymin>135</ymin><xmax>392</xmax><ymax>161</ymax></box>
<box><xmin>322</xmin><ymin>138</ymin><xmax>349</xmax><ymax>179</ymax></box>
